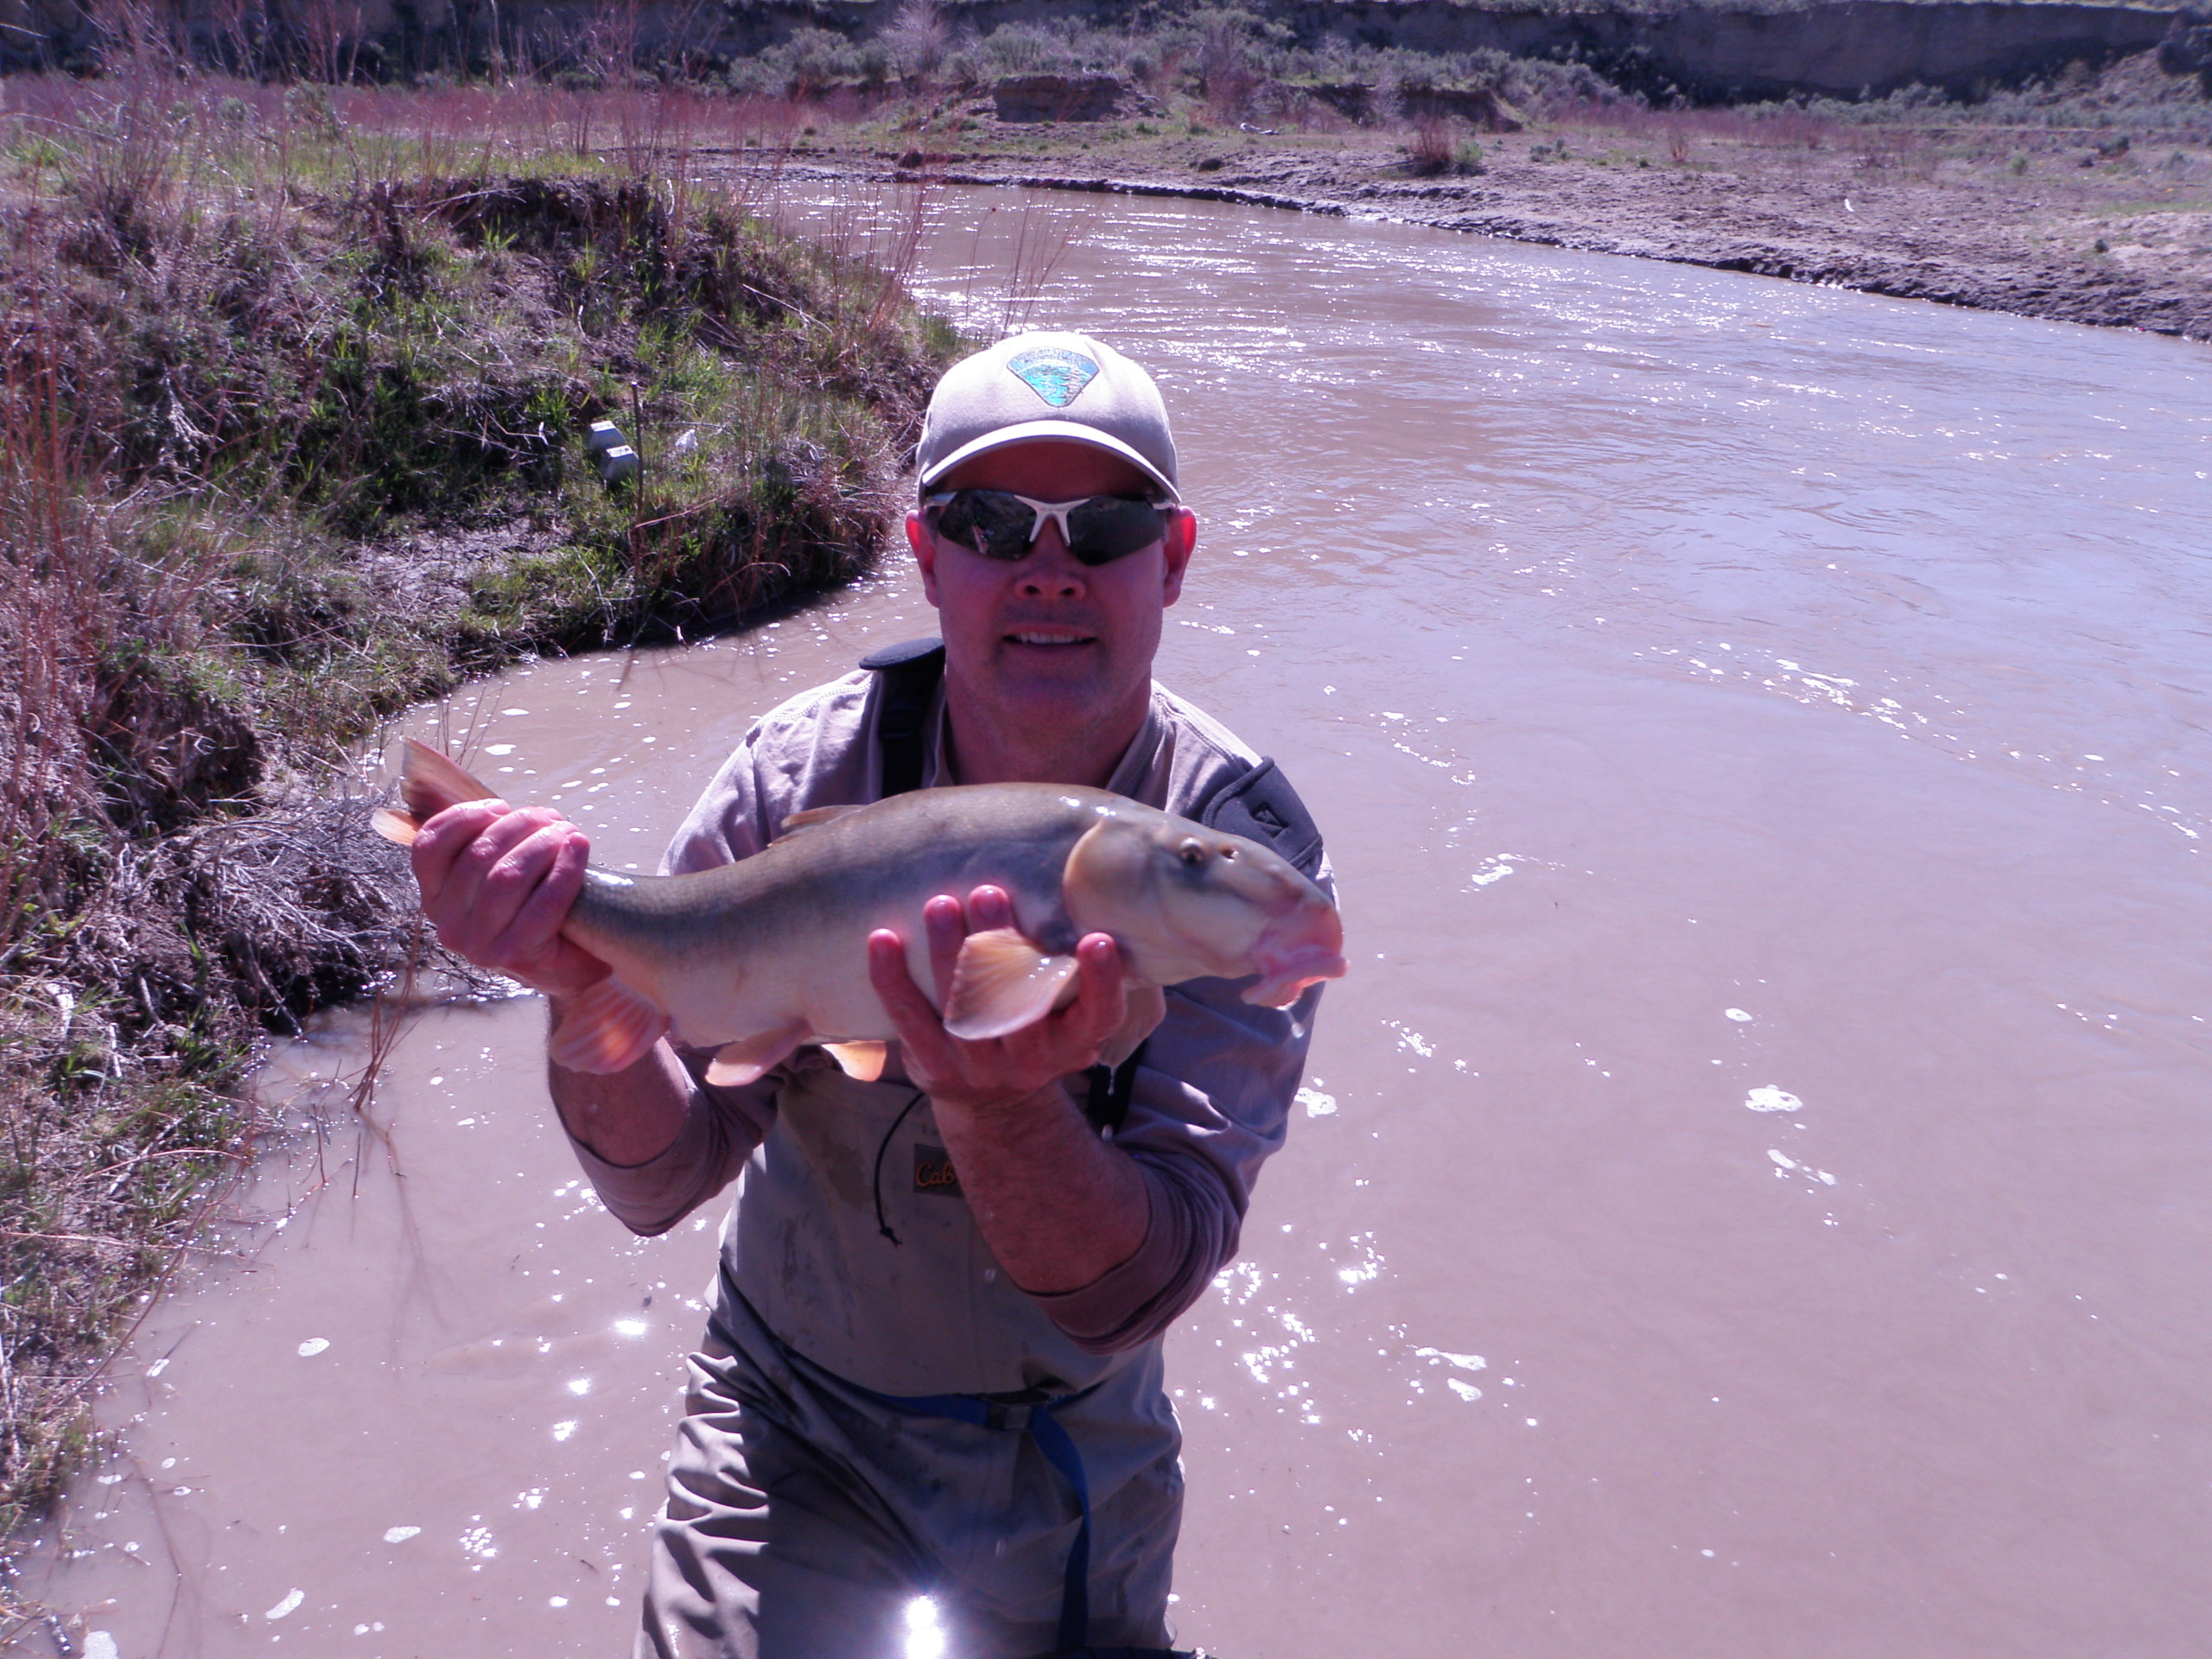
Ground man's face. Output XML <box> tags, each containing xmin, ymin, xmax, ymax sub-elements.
<box><xmin>906</xmin><ymin>439</ymin><xmax>1196</xmax><ymax>757</ymax></box>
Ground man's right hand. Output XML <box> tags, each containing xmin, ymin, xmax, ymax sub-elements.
<box><xmin>410</xmin><ymin>800</ymin><xmax>609</xmax><ymax>1000</ymax></box>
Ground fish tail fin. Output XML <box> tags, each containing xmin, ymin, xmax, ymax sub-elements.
<box><xmin>549</xmin><ymin>976</ymin><xmax>670</xmax><ymax>1074</ymax></box>
<box><xmin>372</xmin><ymin>737</ymin><xmax>503</xmax><ymax>847</ymax></box>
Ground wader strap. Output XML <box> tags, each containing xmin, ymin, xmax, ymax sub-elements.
<box><xmin>1082</xmin><ymin>1039</ymin><xmax>1149</xmax><ymax>1137</ymax></box>
<box><xmin>867</xmin><ymin>1388</ymin><xmax>1093</xmax><ymax>1655</ymax></box>
<box><xmin>859</xmin><ymin>636</ymin><xmax>946</xmax><ymax>798</ymax></box>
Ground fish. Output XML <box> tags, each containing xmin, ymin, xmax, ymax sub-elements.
<box><xmin>373</xmin><ymin>738</ymin><xmax>1344</xmax><ymax>1086</ymax></box>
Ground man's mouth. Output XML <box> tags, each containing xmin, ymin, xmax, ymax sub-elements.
<box><xmin>1005</xmin><ymin>630</ymin><xmax>1096</xmax><ymax>648</ymax></box>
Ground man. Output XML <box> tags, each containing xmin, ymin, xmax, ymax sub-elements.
<box><xmin>410</xmin><ymin>332</ymin><xmax>1332</xmax><ymax>1658</ymax></box>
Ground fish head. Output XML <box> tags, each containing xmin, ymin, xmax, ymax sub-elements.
<box><xmin>1062</xmin><ymin>808</ymin><xmax>1345</xmax><ymax>1007</ymax></box>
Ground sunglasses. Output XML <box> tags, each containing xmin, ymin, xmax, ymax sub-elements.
<box><xmin>923</xmin><ymin>489</ymin><xmax>1169</xmax><ymax>567</ymax></box>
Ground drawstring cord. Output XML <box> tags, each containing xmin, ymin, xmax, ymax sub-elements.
<box><xmin>870</xmin><ymin>1087</ymin><xmax>928</xmax><ymax>1245</ymax></box>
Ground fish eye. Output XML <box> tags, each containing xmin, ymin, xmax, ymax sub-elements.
<box><xmin>1178</xmin><ymin>836</ymin><xmax>1209</xmax><ymax>867</ymax></box>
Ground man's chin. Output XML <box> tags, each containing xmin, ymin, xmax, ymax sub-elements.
<box><xmin>992</xmin><ymin>638</ymin><xmax>1105</xmax><ymax>686</ymax></box>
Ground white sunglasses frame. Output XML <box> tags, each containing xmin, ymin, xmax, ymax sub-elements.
<box><xmin>920</xmin><ymin>490</ymin><xmax>1170</xmax><ymax>562</ymax></box>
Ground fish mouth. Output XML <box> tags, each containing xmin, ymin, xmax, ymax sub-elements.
<box><xmin>1241</xmin><ymin>899</ymin><xmax>1347</xmax><ymax>1008</ymax></box>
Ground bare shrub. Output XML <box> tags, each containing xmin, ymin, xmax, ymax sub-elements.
<box><xmin>1199</xmin><ymin>16</ymin><xmax>1262</xmax><ymax>124</ymax></box>
<box><xmin>887</xmin><ymin>0</ymin><xmax>950</xmax><ymax>84</ymax></box>
<box><xmin>1370</xmin><ymin>63</ymin><xmax>1406</xmax><ymax>129</ymax></box>
<box><xmin>1405</xmin><ymin>111</ymin><xmax>1457</xmax><ymax>175</ymax></box>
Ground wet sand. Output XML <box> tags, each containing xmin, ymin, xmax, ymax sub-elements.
<box><xmin>21</xmin><ymin>193</ymin><xmax>2212</xmax><ymax>1656</ymax></box>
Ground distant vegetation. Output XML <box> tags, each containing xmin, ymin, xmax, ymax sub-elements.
<box><xmin>0</xmin><ymin>29</ymin><xmax>958</xmax><ymax>1571</ymax></box>
<box><xmin>736</xmin><ymin>0</ymin><xmax>2209</xmax><ymax>133</ymax></box>
<box><xmin>731</xmin><ymin>6</ymin><xmax>1661</xmax><ymax>117</ymax></box>
<box><xmin>440</xmin><ymin>0</ymin><xmax>2209</xmax><ymax>142</ymax></box>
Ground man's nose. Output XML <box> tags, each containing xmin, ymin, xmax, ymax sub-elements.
<box><xmin>1016</xmin><ymin>522</ymin><xmax>1086</xmax><ymax>597</ymax></box>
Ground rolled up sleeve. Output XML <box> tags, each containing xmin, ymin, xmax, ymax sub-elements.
<box><xmin>1029</xmin><ymin>950</ymin><xmax>1327</xmax><ymax>1353</ymax></box>
<box><xmin>568</xmin><ymin>1075</ymin><xmax>778</xmax><ymax>1237</ymax></box>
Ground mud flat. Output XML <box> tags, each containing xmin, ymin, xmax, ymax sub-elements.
<box><xmin>760</xmin><ymin>44</ymin><xmax>2212</xmax><ymax>346</ymax></box>
<box><xmin>800</xmin><ymin>85</ymin><xmax>2212</xmax><ymax>340</ymax></box>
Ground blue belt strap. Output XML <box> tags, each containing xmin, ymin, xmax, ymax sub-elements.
<box><xmin>872</xmin><ymin>1389</ymin><xmax>1093</xmax><ymax>1656</ymax></box>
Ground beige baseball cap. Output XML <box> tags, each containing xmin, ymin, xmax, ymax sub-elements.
<box><xmin>914</xmin><ymin>331</ymin><xmax>1179</xmax><ymax>501</ymax></box>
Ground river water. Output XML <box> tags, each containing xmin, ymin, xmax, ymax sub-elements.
<box><xmin>22</xmin><ymin>191</ymin><xmax>2212</xmax><ymax>1658</ymax></box>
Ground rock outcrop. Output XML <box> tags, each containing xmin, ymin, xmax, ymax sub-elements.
<box><xmin>993</xmin><ymin>74</ymin><xmax>1154</xmax><ymax>122</ymax></box>
<box><xmin>1305</xmin><ymin>79</ymin><xmax>1529</xmax><ymax>129</ymax></box>
<box><xmin>2160</xmin><ymin>7</ymin><xmax>2212</xmax><ymax>91</ymax></box>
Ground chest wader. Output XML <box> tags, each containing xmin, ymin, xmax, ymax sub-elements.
<box><xmin>856</xmin><ymin>640</ymin><xmax>1198</xmax><ymax>1659</ymax></box>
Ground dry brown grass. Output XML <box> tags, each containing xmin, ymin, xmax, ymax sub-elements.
<box><xmin>0</xmin><ymin>54</ymin><xmax>959</xmax><ymax>1566</ymax></box>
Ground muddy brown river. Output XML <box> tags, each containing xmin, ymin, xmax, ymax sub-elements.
<box><xmin>22</xmin><ymin>191</ymin><xmax>2212</xmax><ymax>1658</ymax></box>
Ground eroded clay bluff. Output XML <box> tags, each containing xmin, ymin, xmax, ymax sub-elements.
<box><xmin>0</xmin><ymin>0</ymin><xmax>2192</xmax><ymax>102</ymax></box>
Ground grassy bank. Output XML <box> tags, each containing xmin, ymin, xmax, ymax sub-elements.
<box><xmin>0</xmin><ymin>62</ymin><xmax>957</xmax><ymax>1570</ymax></box>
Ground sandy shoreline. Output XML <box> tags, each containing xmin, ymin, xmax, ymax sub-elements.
<box><xmin>771</xmin><ymin>121</ymin><xmax>2212</xmax><ymax>343</ymax></box>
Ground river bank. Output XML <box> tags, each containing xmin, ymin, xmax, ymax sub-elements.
<box><xmin>785</xmin><ymin>54</ymin><xmax>2212</xmax><ymax>340</ymax></box>
<box><xmin>0</xmin><ymin>72</ymin><xmax>956</xmax><ymax>1580</ymax></box>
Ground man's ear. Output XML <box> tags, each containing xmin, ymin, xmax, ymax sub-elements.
<box><xmin>1160</xmin><ymin>506</ymin><xmax>1197</xmax><ymax>608</ymax></box>
<box><xmin>906</xmin><ymin>510</ymin><xmax>942</xmax><ymax>607</ymax></box>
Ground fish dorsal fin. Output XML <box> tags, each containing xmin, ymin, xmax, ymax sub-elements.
<box><xmin>548</xmin><ymin>977</ymin><xmax>670</xmax><ymax>1075</ymax></box>
<box><xmin>823</xmin><ymin>1039</ymin><xmax>889</xmax><ymax>1083</ymax></box>
<box><xmin>944</xmin><ymin>928</ymin><xmax>1080</xmax><ymax>1042</ymax></box>
<box><xmin>705</xmin><ymin>1020</ymin><xmax>811</xmax><ymax>1088</ymax></box>
<box><xmin>776</xmin><ymin>804</ymin><xmax>864</xmax><ymax>841</ymax></box>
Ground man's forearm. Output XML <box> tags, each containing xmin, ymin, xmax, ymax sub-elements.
<box><xmin>545</xmin><ymin>997</ymin><xmax>696</xmax><ymax>1166</ymax></box>
<box><xmin>930</xmin><ymin>1083</ymin><xmax>1149</xmax><ymax>1295</ymax></box>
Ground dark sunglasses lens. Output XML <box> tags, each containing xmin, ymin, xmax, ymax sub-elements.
<box><xmin>1065</xmin><ymin>497</ymin><xmax>1166</xmax><ymax>566</ymax></box>
<box><xmin>938</xmin><ymin>491</ymin><xmax>1039</xmax><ymax>559</ymax></box>
<box><xmin>934</xmin><ymin>491</ymin><xmax>1164</xmax><ymax>563</ymax></box>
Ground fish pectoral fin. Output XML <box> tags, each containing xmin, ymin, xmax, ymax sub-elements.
<box><xmin>774</xmin><ymin>804</ymin><xmax>865</xmax><ymax>840</ymax></box>
<box><xmin>943</xmin><ymin>928</ymin><xmax>1081</xmax><ymax>1041</ymax></box>
<box><xmin>548</xmin><ymin>978</ymin><xmax>671</xmax><ymax>1075</ymax></box>
<box><xmin>1100</xmin><ymin>982</ymin><xmax>1166</xmax><ymax>1070</ymax></box>
<box><xmin>823</xmin><ymin>1039</ymin><xmax>890</xmax><ymax>1083</ymax></box>
<box><xmin>370</xmin><ymin>806</ymin><xmax>421</xmax><ymax>846</ymax></box>
<box><xmin>705</xmin><ymin>1022</ymin><xmax>811</xmax><ymax>1088</ymax></box>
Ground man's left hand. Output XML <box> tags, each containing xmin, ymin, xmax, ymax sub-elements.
<box><xmin>868</xmin><ymin>886</ymin><xmax>1125</xmax><ymax>1116</ymax></box>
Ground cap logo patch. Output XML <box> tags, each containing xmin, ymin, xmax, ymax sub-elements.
<box><xmin>1007</xmin><ymin>346</ymin><xmax>1098</xmax><ymax>409</ymax></box>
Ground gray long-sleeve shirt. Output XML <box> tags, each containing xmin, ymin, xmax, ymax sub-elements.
<box><xmin>566</xmin><ymin>668</ymin><xmax>1330</xmax><ymax>1395</ymax></box>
